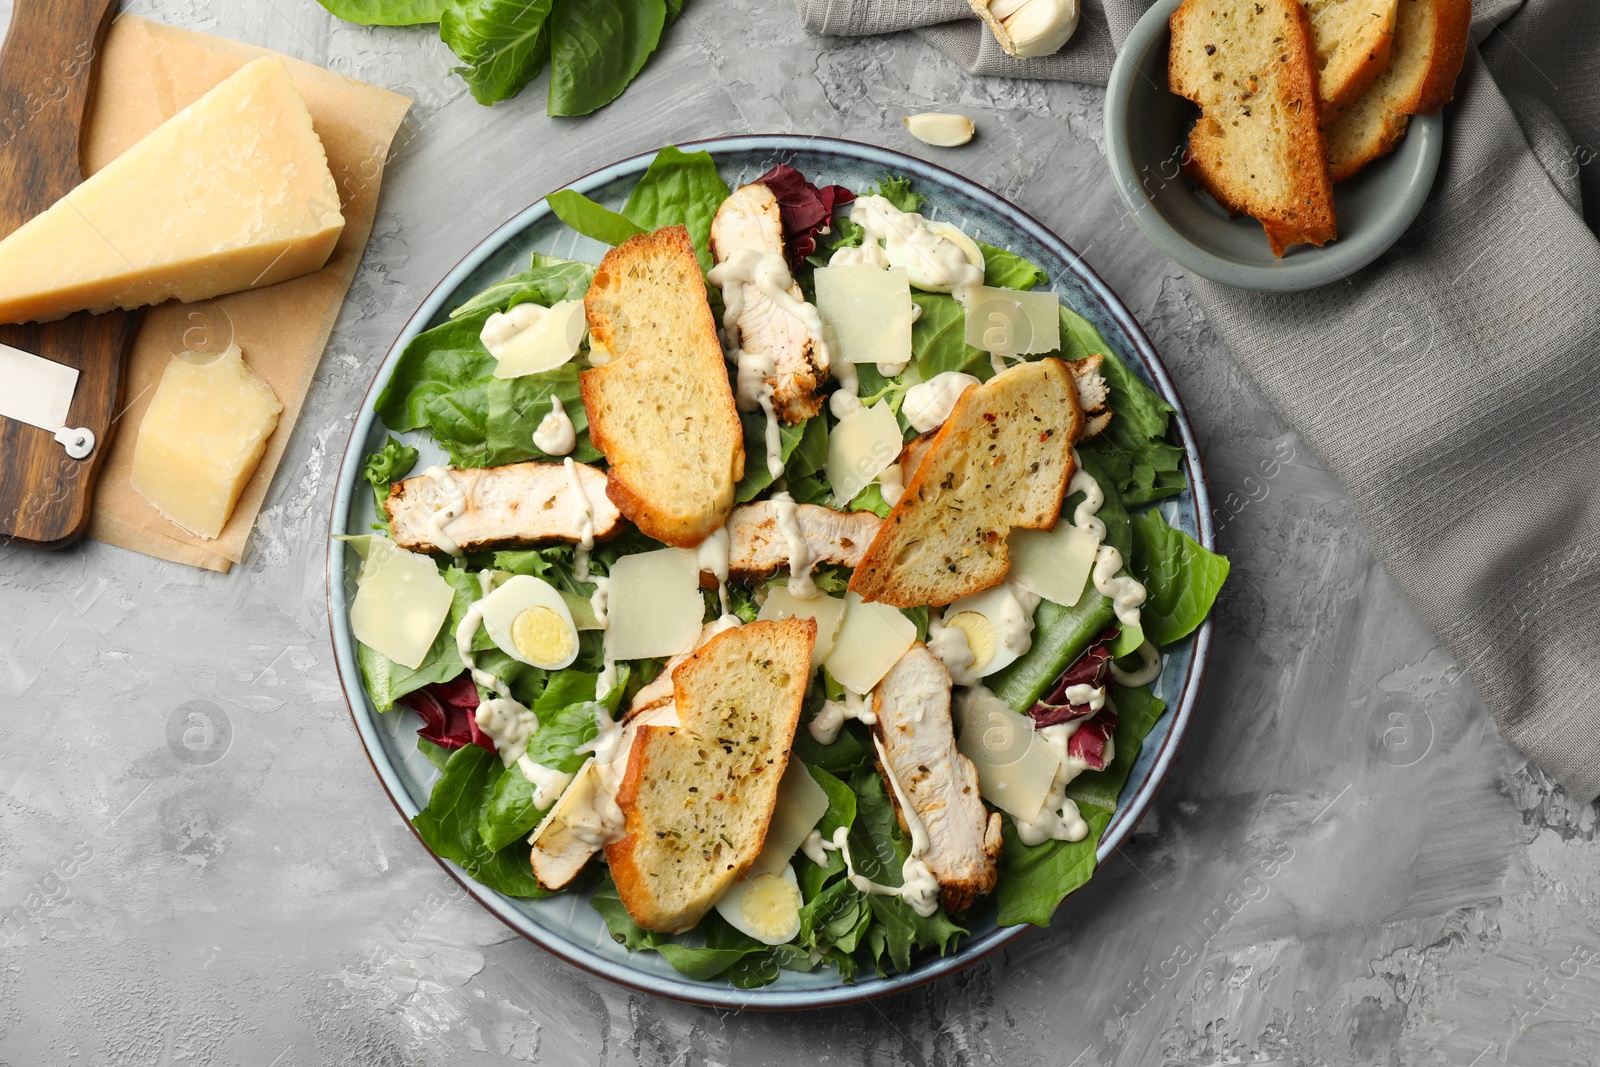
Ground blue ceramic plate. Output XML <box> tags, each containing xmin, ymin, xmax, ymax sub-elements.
<box><xmin>327</xmin><ymin>136</ymin><xmax>1216</xmax><ymax>1010</ymax></box>
<box><xmin>1105</xmin><ymin>0</ymin><xmax>1443</xmax><ymax>292</ymax></box>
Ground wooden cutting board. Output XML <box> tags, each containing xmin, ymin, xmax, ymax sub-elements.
<box><xmin>0</xmin><ymin>0</ymin><xmax>138</xmax><ymax>548</ymax></box>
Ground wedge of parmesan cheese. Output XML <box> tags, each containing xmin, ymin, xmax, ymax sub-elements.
<box><xmin>604</xmin><ymin>548</ymin><xmax>705</xmax><ymax>661</ymax></box>
<box><xmin>349</xmin><ymin>537</ymin><xmax>455</xmax><ymax>670</ymax></box>
<box><xmin>824</xmin><ymin>593</ymin><xmax>917</xmax><ymax>695</ymax></box>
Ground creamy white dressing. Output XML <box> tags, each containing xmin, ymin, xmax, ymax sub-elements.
<box><xmin>1067</xmin><ymin>449</ymin><xmax>1148</xmax><ymax>629</ymax></box>
<box><xmin>1063</xmin><ymin>683</ymin><xmax>1106</xmax><ymax>713</ymax></box>
<box><xmin>697</xmin><ymin>523</ymin><xmax>732</xmax><ymax>616</ymax></box>
<box><xmin>456</xmin><ymin>603</ymin><xmax>511</xmax><ymax>698</ymax></box>
<box><xmin>516</xmin><ymin>754</ymin><xmax>573</xmax><ymax>806</ymax></box>
<box><xmin>422</xmin><ymin>466</ymin><xmax>467</xmax><ymax>556</ymax></box>
<box><xmin>800</xmin><ymin>829</ymin><xmax>833</xmax><ymax>868</ymax></box>
<box><xmin>533</xmin><ymin>395</ymin><xmax>576</xmax><ymax>456</ymax></box>
<box><xmin>877</xmin><ymin>463</ymin><xmax>905</xmax><ymax>507</ymax></box>
<box><xmin>708</xmin><ymin>248</ymin><xmax>830</xmax><ymax>480</ymax></box>
<box><xmin>903</xmin><ymin>372</ymin><xmax>980</xmax><ymax>434</ymax></box>
<box><xmin>926</xmin><ymin>612</ymin><xmax>978</xmax><ymax>685</ymax></box>
<box><xmin>807</xmin><ymin>690</ymin><xmax>876</xmax><ymax>744</ymax></box>
<box><xmin>476</xmin><ymin>697</ymin><xmax>539</xmax><ymax>766</ymax></box>
<box><xmin>1110</xmin><ymin>639</ymin><xmax>1163</xmax><ymax>688</ymax></box>
<box><xmin>828</xmin><ymin>239</ymin><xmax>888</xmax><ymax>270</ymax></box>
<box><xmin>1014</xmin><ymin>719</ymin><xmax>1095</xmax><ymax>846</ymax></box>
<box><xmin>479</xmin><ymin>302</ymin><xmax>545</xmax><ymax>358</ymax></box>
<box><xmin>769</xmin><ymin>491</ymin><xmax>818</xmax><ymax>600</ymax></box>
<box><xmin>849</xmin><ymin>196</ymin><xmax>985</xmax><ymax>307</ymax></box>
<box><xmin>829</xmin><ymin>361</ymin><xmax>861</xmax><ymax>416</ymax></box>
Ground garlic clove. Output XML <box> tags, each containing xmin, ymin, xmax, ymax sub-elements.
<box><xmin>902</xmin><ymin>112</ymin><xmax>976</xmax><ymax>148</ymax></box>
<box><xmin>968</xmin><ymin>0</ymin><xmax>1080</xmax><ymax>59</ymax></box>
<box><xmin>1002</xmin><ymin>0</ymin><xmax>1079</xmax><ymax>57</ymax></box>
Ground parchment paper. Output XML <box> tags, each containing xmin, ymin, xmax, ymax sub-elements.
<box><xmin>83</xmin><ymin>15</ymin><xmax>411</xmax><ymax>572</ymax></box>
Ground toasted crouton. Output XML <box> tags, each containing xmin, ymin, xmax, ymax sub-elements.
<box><xmin>582</xmin><ymin>227</ymin><xmax>744</xmax><ymax>548</ymax></box>
<box><xmin>385</xmin><ymin>461</ymin><xmax>620</xmax><ymax>554</ymax></box>
<box><xmin>1325</xmin><ymin>0</ymin><xmax>1471</xmax><ymax>181</ymax></box>
<box><xmin>1305</xmin><ymin>0</ymin><xmax>1400</xmax><ymax>117</ymax></box>
<box><xmin>605</xmin><ymin>618</ymin><xmax>815</xmax><ymax>933</ymax></box>
<box><xmin>849</xmin><ymin>359</ymin><xmax>1079</xmax><ymax>608</ymax></box>
<box><xmin>1170</xmin><ymin>0</ymin><xmax>1338</xmax><ymax>256</ymax></box>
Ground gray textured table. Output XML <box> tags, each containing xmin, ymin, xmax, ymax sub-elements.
<box><xmin>2</xmin><ymin>2</ymin><xmax>1593</xmax><ymax>1064</ymax></box>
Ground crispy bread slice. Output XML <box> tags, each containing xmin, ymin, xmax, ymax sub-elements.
<box><xmin>385</xmin><ymin>461</ymin><xmax>621</xmax><ymax>554</ymax></box>
<box><xmin>871</xmin><ymin>644</ymin><xmax>1002</xmax><ymax>913</ymax></box>
<box><xmin>1170</xmin><ymin>0</ymin><xmax>1338</xmax><ymax>256</ymax></box>
<box><xmin>1305</xmin><ymin>0</ymin><xmax>1400</xmax><ymax>116</ymax></box>
<box><xmin>1325</xmin><ymin>0</ymin><xmax>1471</xmax><ymax>181</ymax></box>
<box><xmin>848</xmin><ymin>359</ymin><xmax>1079</xmax><ymax>608</ymax></box>
<box><xmin>708</xmin><ymin>184</ymin><xmax>828</xmax><ymax>423</ymax></box>
<box><xmin>582</xmin><ymin>226</ymin><xmax>745</xmax><ymax>548</ymax></box>
<box><xmin>605</xmin><ymin>618</ymin><xmax>816</xmax><ymax>933</ymax></box>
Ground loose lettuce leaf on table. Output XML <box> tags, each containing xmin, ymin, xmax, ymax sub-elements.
<box><xmin>549</xmin><ymin>0</ymin><xmax>667</xmax><ymax>117</ymax></box>
<box><xmin>440</xmin><ymin>0</ymin><xmax>556</xmax><ymax>106</ymax></box>
<box><xmin>1130</xmin><ymin>509</ymin><xmax>1230</xmax><ymax>647</ymax></box>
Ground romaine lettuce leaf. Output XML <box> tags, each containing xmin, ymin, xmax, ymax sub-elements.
<box><xmin>994</xmin><ymin>683</ymin><xmax>1166</xmax><ymax>926</ymax></box>
<box><xmin>734</xmin><ymin>414</ymin><xmax>808</xmax><ymax>503</ymax></box>
<box><xmin>978</xmin><ymin>242</ymin><xmax>1049</xmax><ymax>291</ymax></box>
<box><xmin>449</xmin><ymin>255</ymin><xmax>595</xmax><ymax>320</ymax></box>
<box><xmin>548</xmin><ymin>0</ymin><xmax>667</xmax><ymax>117</ymax></box>
<box><xmin>361</xmin><ymin>436</ymin><xmax>417</xmax><ymax>531</ymax></box>
<box><xmin>620</xmin><ymin>146</ymin><xmax>731</xmax><ymax>271</ymax></box>
<box><xmin>590</xmin><ymin>872</ymin><xmax>766</xmax><ymax>980</ymax></box>
<box><xmin>545</xmin><ymin>191</ymin><xmax>646</xmax><ymax>248</ymax></box>
<box><xmin>1130</xmin><ymin>509</ymin><xmax>1230</xmax><ymax>647</ymax></box>
<box><xmin>412</xmin><ymin>744</ymin><xmax>549</xmax><ymax>898</ymax></box>
<box><xmin>373</xmin><ymin>312</ymin><xmax>599</xmax><ymax>466</ymax></box>
<box><xmin>440</xmin><ymin>0</ymin><xmax>555</xmax><ymax>106</ymax></box>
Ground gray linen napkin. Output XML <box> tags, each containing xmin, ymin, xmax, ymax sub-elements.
<box><xmin>793</xmin><ymin>0</ymin><xmax>1600</xmax><ymax>799</ymax></box>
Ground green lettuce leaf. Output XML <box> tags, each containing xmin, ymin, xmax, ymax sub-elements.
<box><xmin>477</xmin><ymin>671</ymin><xmax>619</xmax><ymax>850</ymax></box>
<box><xmin>1130</xmin><ymin>509</ymin><xmax>1230</xmax><ymax>647</ymax></box>
<box><xmin>1060</xmin><ymin>309</ymin><xmax>1187</xmax><ymax>506</ymax></box>
<box><xmin>412</xmin><ymin>744</ymin><xmax>549</xmax><ymax>898</ymax></box>
<box><xmin>621</xmin><ymin>146</ymin><xmax>731</xmax><ymax>271</ymax></box>
<box><xmin>590</xmin><ymin>872</ymin><xmax>765</xmax><ymax>980</ymax></box>
<box><xmin>734</xmin><ymin>414</ymin><xmax>808</xmax><ymax>503</ymax></box>
<box><xmin>373</xmin><ymin>312</ymin><xmax>599</xmax><ymax>466</ymax></box>
<box><xmin>449</xmin><ymin>255</ymin><xmax>595</xmax><ymax>320</ymax></box>
<box><xmin>361</xmin><ymin>436</ymin><xmax>418</xmax><ymax>531</ymax></box>
<box><xmin>549</xmin><ymin>0</ymin><xmax>667</xmax><ymax>117</ymax></box>
<box><xmin>910</xmin><ymin>292</ymin><xmax>986</xmax><ymax>381</ymax></box>
<box><xmin>316</xmin><ymin>0</ymin><xmax>448</xmax><ymax>25</ymax></box>
<box><xmin>545</xmin><ymin>190</ymin><xmax>647</xmax><ymax>247</ymax></box>
<box><xmin>978</xmin><ymin>242</ymin><xmax>1049</xmax><ymax>290</ymax></box>
<box><xmin>440</xmin><ymin>0</ymin><xmax>555</xmax><ymax>106</ymax></box>
<box><xmin>994</xmin><ymin>684</ymin><xmax>1166</xmax><ymax>926</ymax></box>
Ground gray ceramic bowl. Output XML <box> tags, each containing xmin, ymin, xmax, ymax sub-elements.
<box><xmin>327</xmin><ymin>136</ymin><xmax>1216</xmax><ymax>1009</ymax></box>
<box><xmin>1105</xmin><ymin>0</ymin><xmax>1442</xmax><ymax>291</ymax></box>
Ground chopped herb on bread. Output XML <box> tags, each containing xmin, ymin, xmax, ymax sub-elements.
<box><xmin>582</xmin><ymin>226</ymin><xmax>745</xmax><ymax>548</ymax></box>
<box><xmin>849</xmin><ymin>359</ymin><xmax>1080</xmax><ymax>608</ymax></box>
<box><xmin>604</xmin><ymin>617</ymin><xmax>816</xmax><ymax>933</ymax></box>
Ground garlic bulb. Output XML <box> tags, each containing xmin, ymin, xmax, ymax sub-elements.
<box><xmin>902</xmin><ymin>113</ymin><xmax>976</xmax><ymax>148</ymax></box>
<box><xmin>969</xmin><ymin>0</ymin><xmax>1080</xmax><ymax>59</ymax></box>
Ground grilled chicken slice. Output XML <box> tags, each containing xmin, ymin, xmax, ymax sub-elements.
<box><xmin>709</xmin><ymin>183</ymin><xmax>828</xmax><ymax>423</ymax></box>
<box><xmin>701</xmin><ymin>501</ymin><xmax>881</xmax><ymax>585</ymax></box>
<box><xmin>871</xmin><ymin>644</ymin><xmax>1002</xmax><ymax>913</ymax></box>
<box><xmin>1068</xmin><ymin>355</ymin><xmax>1111</xmax><ymax>442</ymax></box>
<box><xmin>386</xmin><ymin>461</ymin><xmax>621</xmax><ymax>554</ymax></box>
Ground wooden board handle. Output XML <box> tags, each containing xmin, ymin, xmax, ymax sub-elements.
<box><xmin>0</xmin><ymin>0</ymin><xmax>136</xmax><ymax>549</ymax></box>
